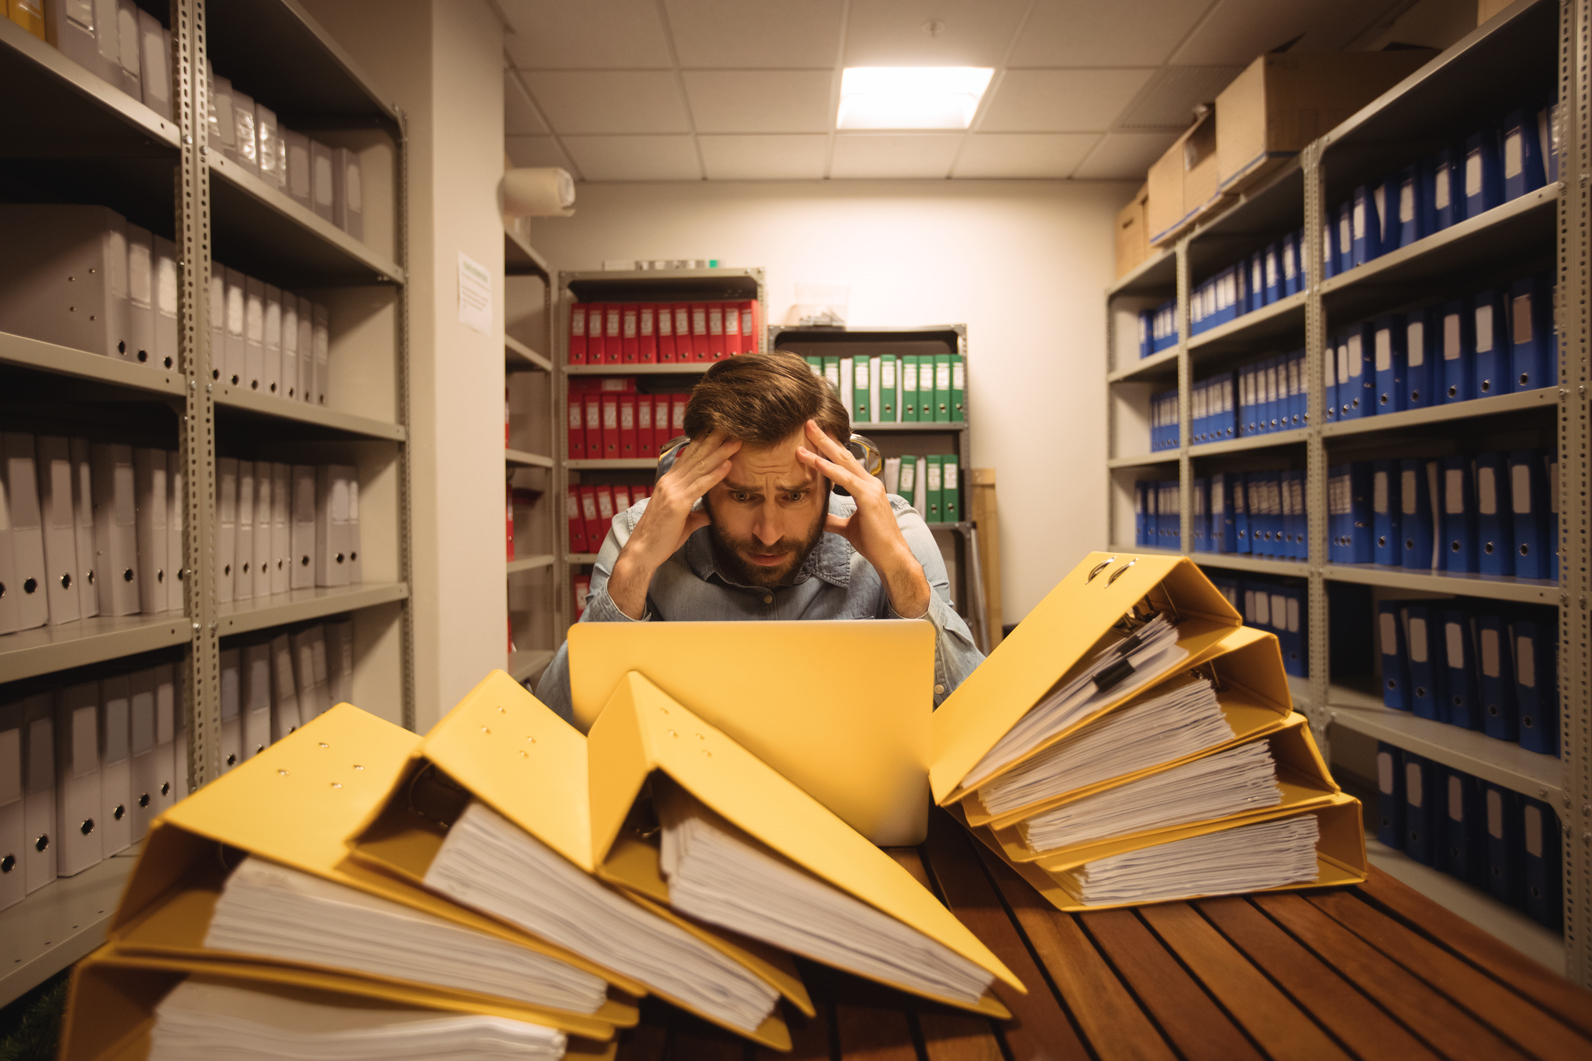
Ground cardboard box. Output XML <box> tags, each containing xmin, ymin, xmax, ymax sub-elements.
<box><xmin>1115</xmin><ymin>184</ymin><xmax>1150</xmax><ymax>279</ymax></box>
<box><xmin>1147</xmin><ymin>110</ymin><xmax>1223</xmax><ymax>246</ymax></box>
<box><xmin>1182</xmin><ymin>109</ymin><xmax>1221</xmax><ymax>220</ymax></box>
<box><xmin>1215</xmin><ymin>50</ymin><xmax>1439</xmax><ymax>197</ymax></box>
<box><xmin>1146</xmin><ymin>134</ymin><xmax>1186</xmax><ymax>246</ymax></box>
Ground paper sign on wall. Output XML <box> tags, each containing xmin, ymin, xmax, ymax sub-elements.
<box><xmin>458</xmin><ymin>251</ymin><xmax>492</xmax><ymax>334</ymax></box>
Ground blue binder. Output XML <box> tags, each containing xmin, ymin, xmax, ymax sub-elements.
<box><xmin>1507</xmin><ymin>449</ymin><xmax>1551</xmax><ymax>579</ymax></box>
<box><xmin>1474</xmin><ymin>452</ymin><xmax>1514</xmax><ymax>576</ymax></box>
<box><xmin>1513</xmin><ymin>618</ymin><xmax>1559</xmax><ymax>756</ymax></box>
<box><xmin>1232</xmin><ymin>472</ymin><xmax>1250</xmax><ymax>555</ymax></box>
<box><xmin>1135</xmin><ymin>481</ymin><xmax>1150</xmax><ymax>546</ymax></box>
<box><xmin>1372</xmin><ymin>315</ymin><xmax>1406</xmax><ymax>414</ymax></box>
<box><xmin>1379</xmin><ymin>600</ymin><xmax>1410</xmax><ymax>710</ymax></box>
<box><xmin>1343</xmin><ymin>324</ymin><xmax>1373</xmax><ymax>420</ymax></box>
<box><xmin>1336</xmin><ymin>201</ymin><xmax>1354</xmax><ymax>275</ymax></box>
<box><xmin>1509</xmin><ymin>272</ymin><xmax>1556</xmax><ymax>392</ymax></box>
<box><xmin>1484</xmin><ymin>784</ymin><xmax>1524</xmax><ymax>905</ymax></box>
<box><xmin>1290</xmin><ymin>350</ymin><xmax>1307</xmax><ymax>428</ymax></box>
<box><xmin>1431</xmin><ymin>144</ymin><xmax>1465</xmax><ymax>231</ymax></box>
<box><xmin>1210</xmin><ymin>472</ymin><xmax>1235</xmax><ymax>553</ymax></box>
<box><xmin>1400</xmin><ymin>458</ymin><xmax>1438</xmax><ymax>571</ymax></box>
<box><xmin>1521</xmin><ymin>796</ymin><xmax>1562</xmax><ymax>929</ymax></box>
<box><xmin>1376</xmin><ymin>743</ymin><xmax>1404</xmax><ymax>848</ymax></box>
<box><xmin>1476</xmin><ymin>612</ymin><xmax>1518</xmax><ymax>741</ymax></box>
<box><xmin>1463</xmin><ymin>127</ymin><xmax>1503</xmax><ymax>218</ymax></box>
<box><xmin>1191</xmin><ymin>477</ymin><xmax>1208</xmax><ymax>551</ymax></box>
<box><xmin>1471</xmin><ymin>288</ymin><xmax>1509</xmax><ymax>398</ymax></box>
<box><xmin>1439</xmin><ymin>298</ymin><xmax>1474</xmax><ymax>404</ymax></box>
<box><xmin>1322</xmin><ymin>337</ymin><xmax>1338</xmax><ymax>424</ymax></box>
<box><xmin>1501</xmin><ymin>107</ymin><xmax>1546</xmax><ymax>201</ymax></box>
<box><xmin>1542</xmin><ymin>103</ymin><xmax>1559</xmax><ymax>183</ymax></box>
<box><xmin>1328</xmin><ymin>462</ymin><xmax>1373</xmax><ymax>564</ymax></box>
<box><xmin>1234</xmin><ymin>261</ymin><xmax>1250</xmax><ymax>320</ymax></box>
<box><xmin>1281</xmin><ymin>231</ymin><xmax>1299</xmax><ymax>295</ymax></box>
<box><xmin>1441</xmin><ymin>608</ymin><xmax>1482</xmax><ymax>730</ymax></box>
<box><xmin>1263</xmin><ymin>242</ymin><xmax>1281</xmax><ymax>305</ymax></box>
<box><xmin>1441</xmin><ymin>455</ymin><xmax>1479</xmax><ymax>573</ymax></box>
<box><xmin>1248</xmin><ymin>251</ymin><xmax>1265</xmax><ymax>313</ymax></box>
<box><xmin>1276</xmin><ymin>585</ymin><xmax>1305</xmax><ymax>676</ymax></box>
<box><xmin>1372</xmin><ymin>459</ymin><xmax>1402</xmax><ymax>566</ymax></box>
<box><xmin>1351</xmin><ymin>184</ymin><xmax>1382</xmax><ymax>266</ymax></box>
<box><xmin>1403</xmin><ymin>753</ymin><xmax>1438</xmax><ymax>865</ymax></box>
<box><xmin>1441</xmin><ymin>769</ymin><xmax>1486</xmax><ymax>885</ymax></box>
<box><xmin>1405</xmin><ymin>603</ymin><xmax>1443</xmax><ymax>721</ymax></box>
<box><xmin>1392</xmin><ymin>163</ymin><xmax>1425</xmax><ymax>248</ymax></box>
<box><xmin>1403</xmin><ymin>308</ymin><xmax>1434</xmax><ymax>409</ymax></box>
<box><xmin>1138</xmin><ymin>310</ymin><xmax>1153</xmax><ymax>359</ymax></box>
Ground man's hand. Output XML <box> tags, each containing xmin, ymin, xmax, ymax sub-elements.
<box><xmin>795</xmin><ymin>420</ymin><xmax>932</xmax><ymax>619</ymax></box>
<box><xmin>607</xmin><ymin>431</ymin><xmax>741</xmax><ymax>619</ymax></box>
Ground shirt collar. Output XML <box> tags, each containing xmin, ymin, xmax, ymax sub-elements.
<box><xmin>682</xmin><ymin>496</ymin><xmax>856</xmax><ymax>590</ymax></box>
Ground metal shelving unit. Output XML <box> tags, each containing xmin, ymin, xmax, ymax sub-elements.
<box><xmin>1103</xmin><ymin>0</ymin><xmax>1588</xmax><ymax>982</ymax></box>
<box><xmin>0</xmin><ymin>0</ymin><xmax>412</xmax><ymax>1006</ymax></box>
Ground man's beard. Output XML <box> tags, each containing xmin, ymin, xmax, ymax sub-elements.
<box><xmin>703</xmin><ymin>493</ymin><xmax>828</xmax><ymax>589</ymax></box>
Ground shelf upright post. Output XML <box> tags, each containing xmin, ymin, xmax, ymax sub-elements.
<box><xmin>1559</xmin><ymin>0</ymin><xmax>1592</xmax><ymax>987</ymax></box>
<box><xmin>1176</xmin><ymin>237</ymin><xmax>1192</xmax><ymax>556</ymax></box>
<box><xmin>554</xmin><ymin>272</ymin><xmax>571</xmax><ymax>635</ymax></box>
<box><xmin>175</xmin><ymin>0</ymin><xmax>220</xmax><ymax>788</ymax></box>
<box><xmin>1302</xmin><ymin>139</ymin><xmax>1330</xmax><ymax>750</ymax></box>
<box><xmin>394</xmin><ymin>104</ymin><xmax>416</xmax><ymax>732</ymax></box>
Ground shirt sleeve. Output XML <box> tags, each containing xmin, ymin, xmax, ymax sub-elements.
<box><xmin>889</xmin><ymin>497</ymin><xmax>985</xmax><ymax>707</ymax></box>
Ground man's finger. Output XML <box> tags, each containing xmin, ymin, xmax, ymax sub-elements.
<box><xmin>804</xmin><ymin>420</ymin><xmax>860</xmax><ymax>468</ymax></box>
<box><xmin>824</xmin><ymin>512</ymin><xmax>851</xmax><ymax>536</ymax></box>
<box><xmin>683</xmin><ymin>457</ymin><xmax>734</xmax><ymax>497</ymax></box>
<box><xmin>797</xmin><ymin>445</ymin><xmax>868</xmax><ymax>493</ymax></box>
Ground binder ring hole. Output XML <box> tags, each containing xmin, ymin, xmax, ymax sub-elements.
<box><xmin>139</xmin><ymin>794</ymin><xmax>150</xmax><ymax>807</ymax></box>
<box><xmin>61</xmin><ymin>574</ymin><xmax>71</xmax><ymax>589</ymax></box>
<box><xmin>1086</xmin><ymin>558</ymin><xmax>1116</xmax><ymax>582</ymax></box>
<box><xmin>79</xmin><ymin>819</ymin><xmax>94</xmax><ymax>836</ymax></box>
<box><xmin>1</xmin><ymin>856</ymin><xmax>12</xmax><ymax>873</ymax></box>
<box><xmin>137</xmin><ymin>350</ymin><xmax>148</xmax><ymax>363</ymax></box>
<box><xmin>113</xmin><ymin>805</ymin><xmax>124</xmax><ymax>820</ymax></box>
<box><xmin>1484</xmin><ymin>543</ymin><xmax>1494</xmax><ymax>554</ymax></box>
<box><xmin>1106</xmin><ymin>559</ymin><xmax>1137</xmax><ymax>586</ymax></box>
<box><xmin>34</xmin><ymin>835</ymin><xmax>48</xmax><ymax>852</ymax></box>
<box><xmin>86</xmin><ymin>572</ymin><xmax>94</xmax><ymax>585</ymax></box>
<box><xmin>1450</xmin><ymin>541</ymin><xmax>1461</xmax><ymax>552</ymax></box>
<box><xmin>23</xmin><ymin>578</ymin><xmax>36</xmax><ymax>594</ymax></box>
<box><xmin>161</xmin><ymin>782</ymin><xmax>169</xmax><ymax>795</ymax></box>
<box><xmin>1520</xmin><ymin>544</ymin><xmax>1530</xmax><ymax>555</ymax></box>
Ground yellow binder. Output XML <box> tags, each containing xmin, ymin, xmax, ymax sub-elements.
<box><xmin>58</xmin><ymin>947</ymin><xmax>619</xmax><ymax>1061</ymax></box>
<box><xmin>931</xmin><ymin>551</ymin><xmax>1244</xmax><ymax>806</ymax></box>
<box><xmin>961</xmin><ymin>626</ymin><xmax>1297</xmax><ymax>829</ymax></box>
<box><xmin>108</xmin><ymin>704</ymin><xmax>636</xmax><ymax>1040</ymax></box>
<box><xmin>345</xmin><ymin>671</ymin><xmax>809</xmax><ymax>1052</ymax></box>
<box><xmin>981</xmin><ymin>712</ymin><xmax>1338</xmax><ymax>864</ymax></box>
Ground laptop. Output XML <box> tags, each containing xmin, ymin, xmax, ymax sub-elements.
<box><xmin>568</xmin><ymin>620</ymin><xmax>934</xmax><ymax>846</ymax></box>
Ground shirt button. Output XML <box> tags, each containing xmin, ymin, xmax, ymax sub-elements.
<box><xmin>763</xmin><ymin>594</ymin><xmax>773</xmax><ymax>604</ymax></box>
<box><xmin>934</xmin><ymin>684</ymin><xmax>946</xmax><ymax>695</ymax></box>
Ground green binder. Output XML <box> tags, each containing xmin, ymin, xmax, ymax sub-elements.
<box><xmin>901</xmin><ymin>356</ymin><xmax>919</xmax><ymax>422</ymax></box>
<box><xmin>932</xmin><ymin>353</ymin><xmax>951</xmax><ymax>421</ymax></box>
<box><xmin>942</xmin><ymin>454</ymin><xmax>960</xmax><ymax>522</ymax></box>
<box><xmin>950</xmin><ymin>354</ymin><xmax>965</xmax><ymax>422</ymax></box>
<box><xmin>879</xmin><ymin>357</ymin><xmax>898</xmax><ymax>421</ymax></box>
<box><xmin>925</xmin><ymin>454</ymin><xmax>943</xmax><ymax>523</ymax></box>
<box><xmin>805</xmin><ymin>355</ymin><xmax>823</xmax><ymax>377</ymax></box>
<box><xmin>853</xmin><ymin>356</ymin><xmax>870</xmax><ymax>423</ymax></box>
<box><xmin>899</xmin><ymin>455</ymin><xmax>917</xmax><ymax>508</ymax></box>
<box><xmin>822</xmin><ymin>356</ymin><xmax>841</xmax><ymax>395</ymax></box>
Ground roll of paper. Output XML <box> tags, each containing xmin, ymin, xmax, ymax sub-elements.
<box><xmin>502</xmin><ymin>167</ymin><xmax>576</xmax><ymax>217</ymax></box>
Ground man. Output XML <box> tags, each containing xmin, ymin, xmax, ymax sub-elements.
<box><xmin>537</xmin><ymin>351</ymin><xmax>981</xmax><ymax>721</ymax></box>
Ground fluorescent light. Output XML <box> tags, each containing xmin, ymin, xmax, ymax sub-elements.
<box><xmin>837</xmin><ymin>67</ymin><xmax>994</xmax><ymax>131</ymax></box>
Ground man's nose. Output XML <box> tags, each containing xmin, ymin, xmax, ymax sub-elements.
<box><xmin>752</xmin><ymin>502</ymin><xmax>782</xmax><ymax>545</ymax></box>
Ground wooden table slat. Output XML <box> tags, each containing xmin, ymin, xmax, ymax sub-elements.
<box><xmin>920</xmin><ymin>812</ymin><xmax>1091</xmax><ymax>1061</ymax></box>
<box><xmin>1353</xmin><ymin>869</ymin><xmax>1592</xmax><ymax>1038</ymax></box>
<box><xmin>1080</xmin><ymin>907</ymin><xmax>1266</xmax><ymax>1061</ymax></box>
<box><xmin>972</xmin><ymin>848</ymin><xmax>1178</xmax><ymax>1061</ymax></box>
<box><xmin>1139</xmin><ymin>902</ymin><xmax>1352</xmax><ymax>1061</ymax></box>
<box><xmin>1197</xmin><ymin>896</ymin><xmax>1440</xmax><ymax>1061</ymax></box>
<box><xmin>754</xmin><ymin>1000</ymin><xmax>833</xmax><ymax>1061</ymax></box>
<box><xmin>660</xmin><ymin>1007</ymin><xmax>751</xmax><ymax>1061</ymax></box>
<box><xmin>914</xmin><ymin>1010</ymin><xmax>1005</xmax><ymax>1061</ymax></box>
<box><xmin>616</xmin><ymin>1021</ymin><xmax>670</xmax><ymax>1061</ymax></box>
<box><xmin>1253</xmin><ymin>892</ymin><xmax>1527</xmax><ymax>1061</ymax></box>
<box><xmin>832</xmin><ymin>1003</ymin><xmax>920</xmax><ymax>1061</ymax></box>
<box><xmin>1307</xmin><ymin>890</ymin><xmax>1591</xmax><ymax>1061</ymax></box>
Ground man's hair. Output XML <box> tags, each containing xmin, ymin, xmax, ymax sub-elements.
<box><xmin>683</xmin><ymin>351</ymin><xmax>850</xmax><ymax>445</ymax></box>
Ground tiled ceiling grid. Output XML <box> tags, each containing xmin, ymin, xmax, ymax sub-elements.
<box><xmin>501</xmin><ymin>0</ymin><xmax>1425</xmax><ymax>182</ymax></box>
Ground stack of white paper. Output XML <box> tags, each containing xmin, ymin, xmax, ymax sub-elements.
<box><xmin>147</xmin><ymin>979</ymin><xmax>567</xmax><ymax>1061</ymax></box>
<box><xmin>1020</xmin><ymin>740</ymin><xmax>1282</xmax><ymax>852</ymax></box>
<box><xmin>1057</xmin><ymin>815</ymin><xmax>1320</xmax><ymax>906</ymax></box>
<box><xmin>656</xmin><ymin>784</ymin><xmax>992</xmax><ymax>1005</ymax></box>
<box><xmin>205</xmin><ymin>856</ymin><xmax>608</xmax><ymax>1014</ymax></box>
<box><xmin>425</xmin><ymin>800</ymin><xmax>779</xmax><ymax>1034</ymax></box>
<box><xmin>978</xmin><ymin>675</ymin><xmax>1232</xmax><ymax>815</ymax></box>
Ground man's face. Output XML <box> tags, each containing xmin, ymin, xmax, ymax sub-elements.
<box><xmin>701</xmin><ymin>428</ymin><xmax>828</xmax><ymax>588</ymax></box>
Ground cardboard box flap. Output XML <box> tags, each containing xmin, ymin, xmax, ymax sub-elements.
<box><xmin>964</xmin><ymin>626</ymin><xmax>1295</xmax><ymax>829</ymax></box>
<box><xmin>932</xmin><ymin>551</ymin><xmax>1243</xmax><ymax>805</ymax></box>
<box><xmin>589</xmin><ymin>672</ymin><xmax>1024</xmax><ymax>1000</ymax></box>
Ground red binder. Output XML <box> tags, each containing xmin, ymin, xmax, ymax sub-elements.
<box><xmin>505</xmin><ymin>483</ymin><xmax>514</xmax><ymax>561</ymax></box>
<box><xmin>674</xmin><ymin>304</ymin><xmax>691</xmax><ymax>362</ymax></box>
<box><xmin>504</xmin><ymin>386</ymin><xmax>511</xmax><ymax>446</ymax></box>
<box><xmin>578</xmin><ymin>485</ymin><xmax>602</xmax><ymax>549</ymax></box>
<box><xmin>638</xmin><ymin>304</ymin><xmax>657</xmax><ymax>363</ymax></box>
<box><xmin>584</xmin><ymin>302</ymin><xmax>605</xmax><ymax>363</ymax></box>
<box><xmin>633</xmin><ymin>484</ymin><xmax>651</xmax><ymax>501</ymax></box>
<box><xmin>568</xmin><ymin>303</ymin><xmax>588</xmax><ymax>365</ymax></box>
<box><xmin>584</xmin><ymin>394</ymin><xmax>602</xmax><ymax>460</ymax></box>
<box><xmin>657</xmin><ymin>301</ymin><xmax>676</xmax><ymax>363</ymax></box>
<box><xmin>601</xmin><ymin>393</ymin><xmax>620</xmax><ymax>458</ymax></box>
<box><xmin>566</xmin><ymin>485</ymin><xmax>587</xmax><ymax>554</ymax></box>
<box><xmin>638</xmin><ymin>392</ymin><xmax>655</xmax><ymax>458</ymax></box>
<box><xmin>619</xmin><ymin>393</ymin><xmax>638</xmax><ymax>458</ymax></box>
<box><xmin>612</xmin><ymin>483</ymin><xmax>632</xmax><ymax>515</ymax></box>
<box><xmin>724</xmin><ymin>302</ymin><xmax>740</xmax><ymax>356</ymax></box>
<box><xmin>691</xmin><ymin>303</ymin><xmax>710</xmax><ymax>362</ymax></box>
<box><xmin>573</xmin><ymin>574</ymin><xmax>591</xmax><ymax>618</ymax></box>
<box><xmin>655</xmin><ymin>393</ymin><xmax>674</xmax><ymax>453</ymax></box>
<box><xmin>567</xmin><ymin>397</ymin><xmax>585</xmax><ymax>460</ymax></box>
<box><xmin>672</xmin><ymin>393</ymin><xmax>689</xmax><ymax>440</ymax></box>
<box><xmin>621</xmin><ymin>304</ymin><xmax>639</xmax><ymax>364</ymax></box>
<box><xmin>740</xmin><ymin>300</ymin><xmax>757</xmax><ymax>354</ymax></box>
<box><xmin>708</xmin><ymin>303</ymin><xmax>726</xmax><ymax>360</ymax></box>
<box><xmin>595</xmin><ymin>484</ymin><xmax>617</xmax><ymax>541</ymax></box>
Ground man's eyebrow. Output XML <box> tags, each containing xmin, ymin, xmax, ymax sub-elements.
<box><xmin>721</xmin><ymin>476</ymin><xmax>818</xmax><ymax>493</ymax></box>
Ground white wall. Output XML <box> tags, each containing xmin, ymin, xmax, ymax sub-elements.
<box><xmin>527</xmin><ymin>180</ymin><xmax>1132</xmax><ymax>625</ymax></box>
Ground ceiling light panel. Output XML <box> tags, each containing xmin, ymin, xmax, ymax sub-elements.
<box><xmin>500</xmin><ymin>0</ymin><xmax>673</xmax><ymax>69</ymax></box>
<box><xmin>838</xmin><ymin>67</ymin><xmax>993</xmax><ymax>130</ymax></box>
<box><xmin>664</xmin><ymin>0</ymin><xmax>846</xmax><ymax>68</ymax></box>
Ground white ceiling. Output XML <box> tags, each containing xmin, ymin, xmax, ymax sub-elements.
<box><xmin>500</xmin><ymin>0</ymin><xmax>1428</xmax><ymax>182</ymax></box>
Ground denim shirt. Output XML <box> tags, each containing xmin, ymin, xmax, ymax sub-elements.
<box><xmin>535</xmin><ymin>493</ymin><xmax>983</xmax><ymax>722</ymax></box>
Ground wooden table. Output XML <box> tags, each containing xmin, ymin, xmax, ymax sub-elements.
<box><xmin>613</xmin><ymin>811</ymin><xmax>1592</xmax><ymax>1061</ymax></box>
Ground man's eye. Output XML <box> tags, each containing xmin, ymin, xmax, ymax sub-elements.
<box><xmin>787</xmin><ymin>492</ymin><xmax>806</xmax><ymax>502</ymax></box>
<box><xmin>733</xmin><ymin>492</ymin><xmax>752</xmax><ymax>503</ymax></box>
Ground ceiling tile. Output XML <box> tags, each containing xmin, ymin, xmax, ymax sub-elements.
<box><xmin>523</xmin><ymin>72</ymin><xmax>692</xmax><ymax>135</ymax></box>
<box><xmin>699</xmin><ymin>135</ymin><xmax>832</xmax><ymax>179</ymax></box>
<box><xmin>979</xmin><ymin>69</ymin><xmax>1155</xmax><ymax>133</ymax></box>
<box><xmin>683</xmin><ymin>71</ymin><xmax>835</xmax><ymax>133</ymax></box>
<box><xmin>505</xmin><ymin>136</ymin><xmax>575</xmax><ymax>172</ymax></box>
<box><xmin>562</xmin><ymin>136</ymin><xmax>703</xmax><ymax>181</ymax></box>
<box><xmin>951</xmin><ymin>133</ymin><xmax>1100</xmax><ymax>178</ymax></box>
<box><xmin>843</xmin><ymin>0</ymin><xmax>1032</xmax><ymax>67</ymax></box>
<box><xmin>1071</xmin><ymin>131</ymin><xmax>1180</xmax><ymax>180</ymax></box>
<box><xmin>664</xmin><ymin>0</ymin><xmax>845</xmax><ymax>68</ymax></box>
<box><xmin>829</xmin><ymin>133</ymin><xmax>963</xmax><ymax>179</ymax></box>
<box><xmin>1114</xmin><ymin>65</ymin><xmax>1245</xmax><ymax>130</ymax></box>
<box><xmin>505</xmin><ymin>71</ymin><xmax>548</xmax><ymax>136</ymax></box>
<box><xmin>1171</xmin><ymin>0</ymin><xmax>1410</xmax><ymax>65</ymax></box>
<box><xmin>1008</xmin><ymin>0</ymin><xmax>1212</xmax><ymax>67</ymax></box>
<box><xmin>500</xmin><ymin>0</ymin><xmax>674</xmax><ymax>69</ymax></box>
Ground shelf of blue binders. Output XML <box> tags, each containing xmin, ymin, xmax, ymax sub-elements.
<box><xmin>1375</xmin><ymin>743</ymin><xmax>1561</xmax><ymax>931</ymax></box>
